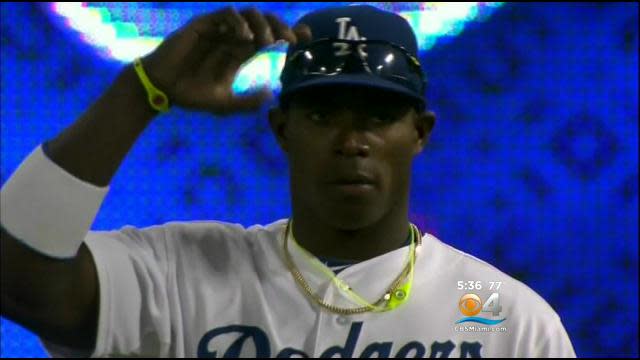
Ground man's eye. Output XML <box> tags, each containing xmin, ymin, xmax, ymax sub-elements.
<box><xmin>370</xmin><ymin>113</ymin><xmax>395</xmax><ymax>124</ymax></box>
<box><xmin>309</xmin><ymin>111</ymin><xmax>328</xmax><ymax>123</ymax></box>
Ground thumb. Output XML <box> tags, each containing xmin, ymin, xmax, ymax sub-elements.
<box><xmin>214</xmin><ymin>87</ymin><xmax>273</xmax><ymax>115</ymax></box>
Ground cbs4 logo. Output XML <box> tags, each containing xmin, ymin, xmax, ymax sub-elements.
<box><xmin>458</xmin><ymin>293</ymin><xmax>502</xmax><ymax>317</ymax></box>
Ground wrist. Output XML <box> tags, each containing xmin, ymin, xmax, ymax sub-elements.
<box><xmin>133</xmin><ymin>57</ymin><xmax>171</xmax><ymax>113</ymax></box>
<box><xmin>139</xmin><ymin>55</ymin><xmax>172</xmax><ymax>96</ymax></box>
<box><xmin>115</xmin><ymin>65</ymin><xmax>159</xmax><ymax>120</ymax></box>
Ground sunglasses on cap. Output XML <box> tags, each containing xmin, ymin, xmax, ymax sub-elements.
<box><xmin>280</xmin><ymin>38</ymin><xmax>427</xmax><ymax>94</ymax></box>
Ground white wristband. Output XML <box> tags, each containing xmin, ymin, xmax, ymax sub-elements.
<box><xmin>0</xmin><ymin>145</ymin><xmax>109</xmax><ymax>258</ymax></box>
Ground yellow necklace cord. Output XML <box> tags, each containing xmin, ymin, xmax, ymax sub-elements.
<box><xmin>285</xmin><ymin>219</ymin><xmax>420</xmax><ymax>313</ymax></box>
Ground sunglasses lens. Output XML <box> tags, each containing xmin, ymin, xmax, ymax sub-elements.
<box><xmin>283</xmin><ymin>40</ymin><xmax>425</xmax><ymax>93</ymax></box>
<box><xmin>296</xmin><ymin>42</ymin><xmax>345</xmax><ymax>74</ymax></box>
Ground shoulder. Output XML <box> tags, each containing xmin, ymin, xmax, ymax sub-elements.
<box><xmin>84</xmin><ymin>218</ymin><xmax>288</xmax><ymax>260</ymax></box>
<box><xmin>421</xmin><ymin>233</ymin><xmax>575</xmax><ymax>357</ymax></box>
<box><xmin>419</xmin><ymin>232</ymin><xmax>525</xmax><ymax>285</ymax></box>
<box><xmin>160</xmin><ymin>218</ymin><xmax>287</xmax><ymax>247</ymax></box>
<box><xmin>420</xmin><ymin>232</ymin><xmax>563</xmax><ymax>324</ymax></box>
<box><xmin>87</xmin><ymin>218</ymin><xmax>287</xmax><ymax>244</ymax></box>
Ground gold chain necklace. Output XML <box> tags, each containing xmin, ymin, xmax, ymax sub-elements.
<box><xmin>282</xmin><ymin>219</ymin><xmax>421</xmax><ymax>315</ymax></box>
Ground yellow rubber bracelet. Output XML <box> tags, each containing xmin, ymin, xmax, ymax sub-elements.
<box><xmin>133</xmin><ymin>57</ymin><xmax>170</xmax><ymax>113</ymax></box>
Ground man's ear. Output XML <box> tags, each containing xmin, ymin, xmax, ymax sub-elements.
<box><xmin>413</xmin><ymin>110</ymin><xmax>436</xmax><ymax>155</ymax></box>
<box><xmin>268</xmin><ymin>106</ymin><xmax>289</xmax><ymax>153</ymax></box>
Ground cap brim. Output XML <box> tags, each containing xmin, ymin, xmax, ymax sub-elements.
<box><xmin>279</xmin><ymin>74</ymin><xmax>425</xmax><ymax>105</ymax></box>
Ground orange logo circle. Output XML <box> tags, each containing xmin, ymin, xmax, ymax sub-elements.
<box><xmin>459</xmin><ymin>293</ymin><xmax>482</xmax><ymax>316</ymax></box>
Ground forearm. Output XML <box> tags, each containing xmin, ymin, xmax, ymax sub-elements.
<box><xmin>45</xmin><ymin>64</ymin><xmax>158</xmax><ymax>187</ymax></box>
<box><xmin>0</xmin><ymin>65</ymin><xmax>146</xmax><ymax>338</ymax></box>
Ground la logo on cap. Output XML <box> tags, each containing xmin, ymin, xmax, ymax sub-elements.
<box><xmin>334</xmin><ymin>18</ymin><xmax>367</xmax><ymax>57</ymax></box>
<box><xmin>336</xmin><ymin>17</ymin><xmax>366</xmax><ymax>41</ymax></box>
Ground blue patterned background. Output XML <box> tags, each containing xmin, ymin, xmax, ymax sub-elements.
<box><xmin>1</xmin><ymin>2</ymin><xmax>638</xmax><ymax>358</ymax></box>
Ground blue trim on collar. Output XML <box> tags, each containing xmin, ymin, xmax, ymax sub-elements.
<box><xmin>316</xmin><ymin>230</ymin><xmax>413</xmax><ymax>268</ymax></box>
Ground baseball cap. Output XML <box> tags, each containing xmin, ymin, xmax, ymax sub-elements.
<box><xmin>280</xmin><ymin>5</ymin><xmax>426</xmax><ymax>107</ymax></box>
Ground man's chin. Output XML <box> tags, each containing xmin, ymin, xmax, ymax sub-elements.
<box><xmin>319</xmin><ymin>206</ymin><xmax>383</xmax><ymax>231</ymax></box>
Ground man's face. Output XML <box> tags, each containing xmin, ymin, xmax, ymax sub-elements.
<box><xmin>269</xmin><ymin>86</ymin><xmax>434</xmax><ymax>230</ymax></box>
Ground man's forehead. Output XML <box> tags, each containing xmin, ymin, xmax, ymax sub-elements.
<box><xmin>286</xmin><ymin>86</ymin><xmax>415</xmax><ymax>106</ymax></box>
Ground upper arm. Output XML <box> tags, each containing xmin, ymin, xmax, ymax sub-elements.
<box><xmin>0</xmin><ymin>227</ymin><xmax>99</xmax><ymax>350</ymax></box>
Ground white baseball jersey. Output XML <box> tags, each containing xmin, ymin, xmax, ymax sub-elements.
<box><xmin>42</xmin><ymin>219</ymin><xmax>576</xmax><ymax>358</ymax></box>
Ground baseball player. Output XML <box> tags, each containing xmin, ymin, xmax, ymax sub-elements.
<box><xmin>0</xmin><ymin>5</ymin><xmax>576</xmax><ymax>358</ymax></box>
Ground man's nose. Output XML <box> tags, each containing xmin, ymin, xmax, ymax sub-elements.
<box><xmin>332</xmin><ymin>114</ymin><xmax>371</xmax><ymax>157</ymax></box>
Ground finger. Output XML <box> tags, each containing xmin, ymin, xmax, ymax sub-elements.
<box><xmin>292</xmin><ymin>23</ymin><xmax>313</xmax><ymax>44</ymax></box>
<box><xmin>222</xmin><ymin>7</ymin><xmax>255</xmax><ymax>41</ymax></box>
<box><xmin>188</xmin><ymin>7</ymin><xmax>253</xmax><ymax>42</ymax></box>
<box><xmin>216</xmin><ymin>89</ymin><xmax>273</xmax><ymax>115</ymax></box>
<box><xmin>197</xmin><ymin>43</ymin><xmax>255</xmax><ymax>82</ymax></box>
<box><xmin>264</xmin><ymin>13</ymin><xmax>297</xmax><ymax>44</ymax></box>
<box><xmin>240</xmin><ymin>7</ymin><xmax>274</xmax><ymax>49</ymax></box>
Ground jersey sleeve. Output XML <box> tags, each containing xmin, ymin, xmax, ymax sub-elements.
<box><xmin>41</xmin><ymin>225</ymin><xmax>173</xmax><ymax>358</ymax></box>
<box><xmin>509</xmin><ymin>283</ymin><xmax>577</xmax><ymax>358</ymax></box>
<box><xmin>532</xmin><ymin>312</ymin><xmax>576</xmax><ymax>358</ymax></box>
